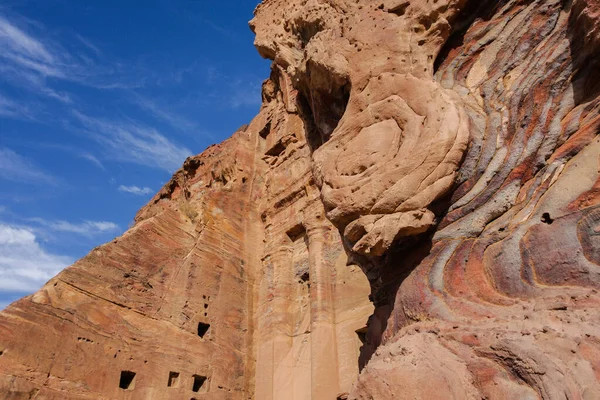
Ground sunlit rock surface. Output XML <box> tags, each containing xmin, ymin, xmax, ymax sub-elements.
<box><xmin>2</xmin><ymin>0</ymin><xmax>600</xmax><ymax>398</ymax></box>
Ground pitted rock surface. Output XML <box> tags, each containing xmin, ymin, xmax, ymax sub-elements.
<box><xmin>1</xmin><ymin>0</ymin><xmax>600</xmax><ymax>399</ymax></box>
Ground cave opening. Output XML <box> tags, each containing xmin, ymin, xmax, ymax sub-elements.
<box><xmin>197</xmin><ymin>322</ymin><xmax>210</xmax><ymax>338</ymax></box>
<box><xmin>265</xmin><ymin>140</ymin><xmax>286</xmax><ymax>157</ymax></box>
<box><xmin>296</xmin><ymin>71</ymin><xmax>351</xmax><ymax>151</ymax></box>
<box><xmin>541</xmin><ymin>212</ymin><xmax>554</xmax><ymax>225</ymax></box>
<box><xmin>355</xmin><ymin>327</ymin><xmax>368</xmax><ymax>345</ymax></box>
<box><xmin>259</xmin><ymin>121</ymin><xmax>271</xmax><ymax>139</ymax></box>
<box><xmin>286</xmin><ymin>223</ymin><xmax>306</xmax><ymax>242</ymax></box>
<box><xmin>192</xmin><ymin>374</ymin><xmax>208</xmax><ymax>393</ymax></box>
<box><xmin>119</xmin><ymin>371</ymin><xmax>136</xmax><ymax>390</ymax></box>
<box><xmin>168</xmin><ymin>371</ymin><xmax>180</xmax><ymax>387</ymax></box>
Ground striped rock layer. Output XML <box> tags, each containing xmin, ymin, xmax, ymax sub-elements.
<box><xmin>2</xmin><ymin>0</ymin><xmax>600</xmax><ymax>399</ymax></box>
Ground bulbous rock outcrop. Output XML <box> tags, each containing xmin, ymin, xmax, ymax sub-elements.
<box><xmin>252</xmin><ymin>0</ymin><xmax>471</xmax><ymax>257</ymax></box>
<box><xmin>1</xmin><ymin>0</ymin><xmax>600</xmax><ymax>399</ymax></box>
<box><xmin>254</xmin><ymin>0</ymin><xmax>600</xmax><ymax>398</ymax></box>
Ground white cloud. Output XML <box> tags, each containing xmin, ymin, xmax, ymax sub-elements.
<box><xmin>78</xmin><ymin>152</ymin><xmax>105</xmax><ymax>170</ymax></box>
<box><xmin>131</xmin><ymin>94</ymin><xmax>197</xmax><ymax>132</ymax></box>
<box><xmin>28</xmin><ymin>143</ymin><xmax>106</xmax><ymax>170</ymax></box>
<box><xmin>0</xmin><ymin>224</ymin><xmax>72</xmax><ymax>292</ymax></box>
<box><xmin>74</xmin><ymin>33</ymin><xmax>101</xmax><ymax>56</ymax></box>
<box><xmin>0</xmin><ymin>13</ymin><xmax>143</xmax><ymax>103</ymax></box>
<box><xmin>0</xmin><ymin>147</ymin><xmax>56</xmax><ymax>184</ymax></box>
<box><xmin>28</xmin><ymin>218</ymin><xmax>119</xmax><ymax>235</ymax></box>
<box><xmin>0</xmin><ymin>94</ymin><xmax>33</xmax><ymax>119</ymax></box>
<box><xmin>73</xmin><ymin>111</ymin><xmax>192</xmax><ymax>173</ymax></box>
<box><xmin>0</xmin><ymin>14</ymin><xmax>72</xmax><ymax>101</ymax></box>
<box><xmin>119</xmin><ymin>185</ymin><xmax>153</xmax><ymax>195</ymax></box>
<box><xmin>0</xmin><ymin>15</ymin><xmax>57</xmax><ymax>69</ymax></box>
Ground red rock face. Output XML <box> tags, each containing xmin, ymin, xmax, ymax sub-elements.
<box><xmin>2</xmin><ymin>0</ymin><xmax>600</xmax><ymax>399</ymax></box>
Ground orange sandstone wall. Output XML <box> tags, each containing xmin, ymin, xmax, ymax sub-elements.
<box><xmin>2</xmin><ymin>0</ymin><xmax>600</xmax><ymax>399</ymax></box>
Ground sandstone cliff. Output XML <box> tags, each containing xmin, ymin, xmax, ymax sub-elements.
<box><xmin>1</xmin><ymin>0</ymin><xmax>600</xmax><ymax>399</ymax></box>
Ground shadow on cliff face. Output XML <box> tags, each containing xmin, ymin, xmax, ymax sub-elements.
<box><xmin>567</xmin><ymin>0</ymin><xmax>600</xmax><ymax>107</ymax></box>
<box><xmin>296</xmin><ymin>81</ymin><xmax>351</xmax><ymax>151</ymax></box>
<box><xmin>351</xmin><ymin>234</ymin><xmax>434</xmax><ymax>370</ymax></box>
<box><xmin>434</xmin><ymin>0</ymin><xmax>509</xmax><ymax>72</ymax></box>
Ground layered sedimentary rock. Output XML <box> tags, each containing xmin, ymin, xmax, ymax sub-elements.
<box><xmin>2</xmin><ymin>0</ymin><xmax>600</xmax><ymax>399</ymax></box>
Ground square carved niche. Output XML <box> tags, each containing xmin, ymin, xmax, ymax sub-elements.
<box><xmin>168</xmin><ymin>371</ymin><xmax>180</xmax><ymax>388</ymax></box>
<box><xmin>197</xmin><ymin>322</ymin><xmax>210</xmax><ymax>338</ymax></box>
<box><xmin>192</xmin><ymin>374</ymin><xmax>208</xmax><ymax>393</ymax></box>
<box><xmin>119</xmin><ymin>371</ymin><xmax>136</xmax><ymax>390</ymax></box>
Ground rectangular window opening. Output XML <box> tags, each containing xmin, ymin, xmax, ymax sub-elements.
<box><xmin>197</xmin><ymin>322</ymin><xmax>210</xmax><ymax>338</ymax></box>
<box><xmin>168</xmin><ymin>371</ymin><xmax>180</xmax><ymax>387</ymax></box>
<box><xmin>119</xmin><ymin>370</ymin><xmax>136</xmax><ymax>390</ymax></box>
<box><xmin>192</xmin><ymin>374</ymin><xmax>208</xmax><ymax>393</ymax></box>
<box><xmin>286</xmin><ymin>223</ymin><xmax>306</xmax><ymax>242</ymax></box>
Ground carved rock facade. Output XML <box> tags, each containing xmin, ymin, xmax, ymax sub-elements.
<box><xmin>1</xmin><ymin>0</ymin><xmax>600</xmax><ymax>399</ymax></box>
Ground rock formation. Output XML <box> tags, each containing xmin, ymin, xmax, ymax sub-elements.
<box><xmin>2</xmin><ymin>0</ymin><xmax>600</xmax><ymax>398</ymax></box>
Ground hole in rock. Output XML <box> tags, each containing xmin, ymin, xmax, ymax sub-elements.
<box><xmin>168</xmin><ymin>371</ymin><xmax>180</xmax><ymax>387</ymax></box>
<box><xmin>337</xmin><ymin>394</ymin><xmax>349</xmax><ymax>400</ymax></box>
<box><xmin>388</xmin><ymin>2</ymin><xmax>409</xmax><ymax>16</ymax></box>
<box><xmin>265</xmin><ymin>140</ymin><xmax>286</xmax><ymax>157</ymax></box>
<box><xmin>541</xmin><ymin>212</ymin><xmax>554</xmax><ymax>225</ymax></box>
<box><xmin>197</xmin><ymin>322</ymin><xmax>210</xmax><ymax>338</ymax></box>
<box><xmin>259</xmin><ymin>121</ymin><xmax>271</xmax><ymax>139</ymax></box>
<box><xmin>355</xmin><ymin>327</ymin><xmax>368</xmax><ymax>345</ymax></box>
<box><xmin>119</xmin><ymin>371</ymin><xmax>136</xmax><ymax>390</ymax></box>
<box><xmin>294</xmin><ymin>19</ymin><xmax>324</xmax><ymax>48</ymax></box>
<box><xmin>298</xmin><ymin>271</ymin><xmax>310</xmax><ymax>284</ymax></box>
<box><xmin>286</xmin><ymin>223</ymin><xmax>306</xmax><ymax>242</ymax></box>
<box><xmin>192</xmin><ymin>375</ymin><xmax>208</xmax><ymax>393</ymax></box>
<box><xmin>297</xmin><ymin>72</ymin><xmax>351</xmax><ymax>151</ymax></box>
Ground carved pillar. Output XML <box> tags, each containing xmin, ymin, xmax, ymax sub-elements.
<box><xmin>255</xmin><ymin>241</ymin><xmax>295</xmax><ymax>400</ymax></box>
<box><xmin>271</xmin><ymin>243</ymin><xmax>295</xmax><ymax>398</ymax></box>
<box><xmin>305</xmin><ymin>214</ymin><xmax>340</xmax><ymax>399</ymax></box>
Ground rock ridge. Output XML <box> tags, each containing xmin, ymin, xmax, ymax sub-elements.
<box><xmin>1</xmin><ymin>0</ymin><xmax>600</xmax><ymax>399</ymax></box>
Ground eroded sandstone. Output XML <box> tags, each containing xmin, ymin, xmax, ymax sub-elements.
<box><xmin>1</xmin><ymin>0</ymin><xmax>600</xmax><ymax>399</ymax></box>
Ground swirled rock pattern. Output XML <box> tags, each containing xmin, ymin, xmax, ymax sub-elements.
<box><xmin>1</xmin><ymin>0</ymin><xmax>600</xmax><ymax>399</ymax></box>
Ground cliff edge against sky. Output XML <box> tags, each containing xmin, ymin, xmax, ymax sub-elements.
<box><xmin>2</xmin><ymin>0</ymin><xmax>600</xmax><ymax>399</ymax></box>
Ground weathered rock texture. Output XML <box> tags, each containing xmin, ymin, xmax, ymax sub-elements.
<box><xmin>1</xmin><ymin>0</ymin><xmax>600</xmax><ymax>398</ymax></box>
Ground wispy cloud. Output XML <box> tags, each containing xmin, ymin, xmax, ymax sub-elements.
<box><xmin>230</xmin><ymin>79</ymin><xmax>262</xmax><ymax>108</ymax></box>
<box><xmin>74</xmin><ymin>33</ymin><xmax>101</xmax><ymax>56</ymax></box>
<box><xmin>0</xmin><ymin>223</ymin><xmax>72</xmax><ymax>292</ymax></box>
<box><xmin>118</xmin><ymin>185</ymin><xmax>153</xmax><ymax>196</ymax></box>
<box><xmin>0</xmin><ymin>15</ymin><xmax>58</xmax><ymax>74</ymax></box>
<box><xmin>73</xmin><ymin>111</ymin><xmax>193</xmax><ymax>173</ymax></box>
<box><xmin>0</xmin><ymin>147</ymin><xmax>56</xmax><ymax>185</ymax></box>
<box><xmin>0</xmin><ymin>94</ymin><xmax>33</xmax><ymax>119</ymax></box>
<box><xmin>0</xmin><ymin>14</ymin><xmax>74</xmax><ymax>102</ymax></box>
<box><xmin>28</xmin><ymin>143</ymin><xmax>106</xmax><ymax>170</ymax></box>
<box><xmin>0</xmin><ymin>12</ymin><xmax>144</xmax><ymax>102</ymax></box>
<box><xmin>28</xmin><ymin>217</ymin><xmax>119</xmax><ymax>235</ymax></box>
<box><xmin>131</xmin><ymin>94</ymin><xmax>198</xmax><ymax>132</ymax></box>
<box><xmin>78</xmin><ymin>152</ymin><xmax>105</xmax><ymax>170</ymax></box>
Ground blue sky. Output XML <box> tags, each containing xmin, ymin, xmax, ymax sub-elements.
<box><xmin>0</xmin><ymin>0</ymin><xmax>269</xmax><ymax>310</ymax></box>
